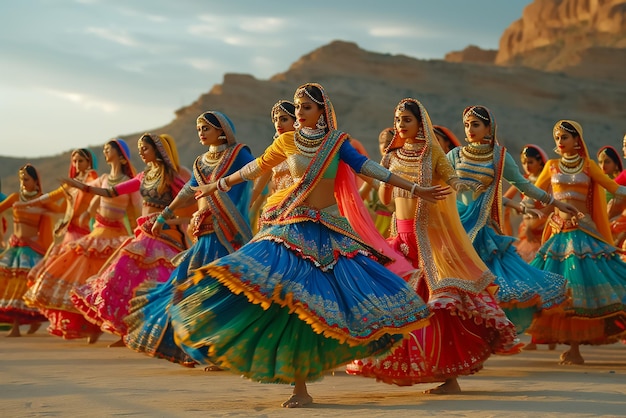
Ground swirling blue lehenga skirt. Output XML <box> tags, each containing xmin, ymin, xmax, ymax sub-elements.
<box><xmin>169</xmin><ymin>220</ymin><xmax>432</xmax><ymax>384</ymax></box>
<box><xmin>472</xmin><ymin>225</ymin><xmax>567</xmax><ymax>333</ymax></box>
<box><xmin>123</xmin><ymin>232</ymin><xmax>229</xmax><ymax>366</ymax></box>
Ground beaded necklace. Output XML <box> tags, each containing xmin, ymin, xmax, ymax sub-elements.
<box><xmin>559</xmin><ymin>154</ymin><xmax>584</xmax><ymax>174</ymax></box>
<box><xmin>396</xmin><ymin>140</ymin><xmax>427</xmax><ymax>164</ymax></box>
<box><xmin>295</xmin><ymin>129</ymin><xmax>325</xmax><ymax>158</ymax></box>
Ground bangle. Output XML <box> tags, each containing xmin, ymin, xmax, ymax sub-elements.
<box><xmin>156</xmin><ymin>214</ymin><xmax>167</xmax><ymax>224</ymax></box>
<box><xmin>217</xmin><ymin>177</ymin><xmax>231</xmax><ymax>192</ymax></box>
<box><xmin>519</xmin><ymin>204</ymin><xmax>527</xmax><ymax>214</ymax></box>
<box><xmin>410</xmin><ymin>183</ymin><xmax>418</xmax><ymax>196</ymax></box>
<box><xmin>162</xmin><ymin>206</ymin><xmax>174</xmax><ymax>220</ymax></box>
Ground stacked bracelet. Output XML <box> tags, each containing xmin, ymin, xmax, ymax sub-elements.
<box><xmin>410</xmin><ymin>183</ymin><xmax>418</xmax><ymax>196</ymax></box>
<box><xmin>162</xmin><ymin>206</ymin><xmax>175</xmax><ymax>219</ymax></box>
<box><xmin>156</xmin><ymin>214</ymin><xmax>167</xmax><ymax>224</ymax></box>
<box><xmin>217</xmin><ymin>177</ymin><xmax>231</xmax><ymax>192</ymax></box>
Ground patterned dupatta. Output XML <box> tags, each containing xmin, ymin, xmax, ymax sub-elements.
<box><xmin>194</xmin><ymin>144</ymin><xmax>252</xmax><ymax>253</ymax></box>
<box><xmin>389</xmin><ymin>99</ymin><xmax>493</xmax><ymax>294</ymax></box>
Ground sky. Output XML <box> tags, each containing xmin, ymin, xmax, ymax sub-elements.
<box><xmin>0</xmin><ymin>0</ymin><xmax>532</xmax><ymax>158</ymax></box>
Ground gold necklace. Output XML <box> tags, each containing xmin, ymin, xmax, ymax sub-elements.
<box><xmin>461</xmin><ymin>143</ymin><xmax>494</xmax><ymax>161</ymax></box>
<box><xmin>396</xmin><ymin>141</ymin><xmax>427</xmax><ymax>164</ymax></box>
<box><xmin>107</xmin><ymin>173</ymin><xmax>127</xmax><ymax>186</ymax></box>
<box><xmin>559</xmin><ymin>154</ymin><xmax>584</xmax><ymax>174</ymax></box>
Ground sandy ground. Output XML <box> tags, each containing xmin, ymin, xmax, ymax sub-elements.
<box><xmin>1</xmin><ymin>328</ymin><xmax>625</xmax><ymax>418</ymax></box>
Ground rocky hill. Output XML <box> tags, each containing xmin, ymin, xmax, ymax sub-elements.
<box><xmin>1</xmin><ymin>1</ymin><xmax>625</xmax><ymax>194</ymax></box>
<box><xmin>447</xmin><ymin>0</ymin><xmax>626</xmax><ymax>80</ymax></box>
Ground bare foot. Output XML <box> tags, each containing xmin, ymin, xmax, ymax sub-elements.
<box><xmin>108</xmin><ymin>338</ymin><xmax>125</xmax><ymax>348</ymax></box>
<box><xmin>203</xmin><ymin>365</ymin><xmax>223</xmax><ymax>372</ymax></box>
<box><xmin>281</xmin><ymin>394</ymin><xmax>313</xmax><ymax>408</ymax></box>
<box><xmin>6</xmin><ymin>321</ymin><xmax>21</xmax><ymax>337</ymax></box>
<box><xmin>27</xmin><ymin>322</ymin><xmax>42</xmax><ymax>334</ymax></box>
<box><xmin>87</xmin><ymin>332</ymin><xmax>103</xmax><ymax>345</ymax></box>
<box><xmin>559</xmin><ymin>350</ymin><xmax>584</xmax><ymax>365</ymax></box>
<box><xmin>522</xmin><ymin>342</ymin><xmax>537</xmax><ymax>351</ymax></box>
<box><xmin>423</xmin><ymin>378</ymin><xmax>461</xmax><ymax>394</ymax></box>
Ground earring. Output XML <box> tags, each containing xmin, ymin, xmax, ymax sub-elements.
<box><xmin>484</xmin><ymin>134</ymin><xmax>493</xmax><ymax>140</ymax></box>
<box><xmin>293</xmin><ymin>120</ymin><xmax>301</xmax><ymax>130</ymax></box>
<box><xmin>553</xmin><ymin>146</ymin><xmax>561</xmax><ymax>155</ymax></box>
<box><xmin>218</xmin><ymin>135</ymin><xmax>227</xmax><ymax>141</ymax></box>
<box><xmin>316</xmin><ymin>114</ymin><xmax>327</xmax><ymax>130</ymax></box>
<box><xmin>574</xmin><ymin>143</ymin><xmax>581</xmax><ymax>149</ymax></box>
<box><xmin>416</xmin><ymin>127</ymin><xmax>425</xmax><ymax>139</ymax></box>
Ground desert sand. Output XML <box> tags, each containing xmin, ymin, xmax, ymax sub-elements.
<box><xmin>1</xmin><ymin>328</ymin><xmax>625</xmax><ymax>417</ymax></box>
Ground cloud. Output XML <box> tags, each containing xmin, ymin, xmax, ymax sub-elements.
<box><xmin>369</xmin><ymin>25</ymin><xmax>441</xmax><ymax>39</ymax></box>
<box><xmin>85</xmin><ymin>27</ymin><xmax>140</xmax><ymax>47</ymax></box>
<box><xmin>185</xmin><ymin>58</ymin><xmax>216</xmax><ymax>71</ymax></box>
<box><xmin>44</xmin><ymin>88</ymin><xmax>119</xmax><ymax>113</ymax></box>
<box><xmin>235</xmin><ymin>17</ymin><xmax>287</xmax><ymax>33</ymax></box>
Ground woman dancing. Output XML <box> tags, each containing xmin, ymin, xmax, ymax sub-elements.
<box><xmin>24</xmin><ymin>139</ymin><xmax>140</xmax><ymax>342</ymax></box>
<box><xmin>69</xmin><ymin>134</ymin><xmax>188</xmax><ymax>346</ymax></box>
<box><xmin>347</xmin><ymin>98</ymin><xmax>519</xmax><ymax>394</ymax></box>
<box><xmin>446</xmin><ymin>105</ymin><xmax>577</xmax><ymax>334</ymax></box>
<box><xmin>503</xmin><ymin>145</ymin><xmax>550</xmax><ymax>263</ymax></box>
<box><xmin>19</xmin><ymin>149</ymin><xmax>99</xmax><ymax>289</ymax></box>
<box><xmin>168</xmin><ymin>83</ymin><xmax>450</xmax><ymax>408</ymax></box>
<box><xmin>527</xmin><ymin>120</ymin><xmax>626</xmax><ymax>365</ymax></box>
<box><xmin>123</xmin><ymin>111</ymin><xmax>254</xmax><ymax>366</ymax></box>
<box><xmin>0</xmin><ymin>164</ymin><xmax>59</xmax><ymax>336</ymax></box>
<box><xmin>249</xmin><ymin>100</ymin><xmax>296</xmax><ymax>233</ymax></box>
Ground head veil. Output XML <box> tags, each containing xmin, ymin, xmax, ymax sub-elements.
<box><xmin>58</xmin><ymin>149</ymin><xmax>99</xmax><ymax>237</ymax></box>
<box><xmin>197</xmin><ymin>111</ymin><xmax>238</xmax><ymax>146</ymax></box>
<box><xmin>150</xmin><ymin>133</ymin><xmax>181</xmax><ymax>173</ymax></box>
<box><xmin>294</xmin><ymin>82</ymin><xmax>338</xmax><ymax>132</ymax></box>
<box><xmin>68</xmin><ymin>148</ymin><xmax>98</xmax><ymax>178</ymax></box>
<box><xmin>522</xmin><ymin>144</ymin><xmax>549</xmax><ymax>166</ymax></box>
<box><xmin>20</xmin><ymin>164</ymin><xmax>54</xmax><ymax>253</ymax></box>
<box><xmin>597</xmin><ymin>145</ymin><xmax>624</xmax><ymax>173</ymax></box>
<box><xmin>433</xmin><ymin>125</ymin><xmax>461</xmax><ymax>150</ymax></box>
<box><xmin>111</xmin><ymin>138</ymin><xmax>136</xmax><ymax>178</ymax></box>
<box><xmin>392</xmin><ymin>98</ymin><xmax>494</xmax><ymax>293</ymax></box>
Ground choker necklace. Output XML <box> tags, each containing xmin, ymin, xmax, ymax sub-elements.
<box><xmin>204</xmin><ymin>143</ymin><xmax>229</xmax><ymax>165</ymax></box>
<box><xmin>397</xmin><ymin>140</ymin><xmax>427</xmax><ymax>163</ymax></box>
<box><xmin>300</xmin><ymin>126</ymin><xmax>326</xmax><ymax>137</ymax></box>
<box><xmin>461</xmin><ymin>142</ymin><xmax>494</xmax><ymax>161</ymax></box>
<box><xmin>20</xmin><ymin>188</ymin><xmax>39</xmax><ymax>201</ymax></box>
<box><xmin>559</xmin><ymin>154</ymin><xmax>583</xmax><ymax>174</ymax></box>
<box><xmin>295</xmin><ymin>130</ymin><xmax>325</xmax><ymax>158</ymax></box>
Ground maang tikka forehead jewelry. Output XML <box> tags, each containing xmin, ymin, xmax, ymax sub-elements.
<box><xmin>295</xmin><ymin>87</ymin><xmax>324</xmax><ymax>105</ymax></box>
<box><xmin>464</xmin><ymin>106</ymin><xmax>490</xmax><ymax>123</ymax></box>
